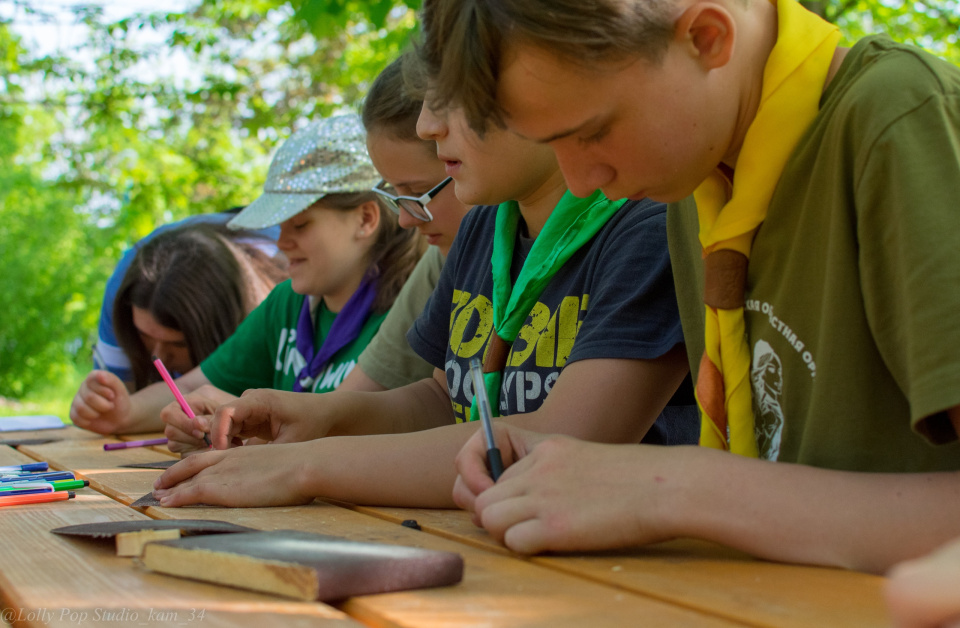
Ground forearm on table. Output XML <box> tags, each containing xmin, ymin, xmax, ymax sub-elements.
<box><xmin>297</xmin><ymin>422</ymin><xmax>483</xmax><ymax>507</ymax></box>
<box><xmin>666</xmin><ymin>448</ymin><xmax>960</xmax><ymax>574</ymax></box>
<box><xmin>324</xmin><ymin>373</ymin><xmax>454</xmax><ymax>437</ymax></box>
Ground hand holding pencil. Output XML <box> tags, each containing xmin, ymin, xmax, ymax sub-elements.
<box><xmin>153</xmin><ymin>357</ymin><xmax>212</xmax><ymax>451</ymax></box>
<box><xmin>160</xmin><ymin>385</ymin><xmax>241</xmax><ymax>453</ymax></box>
<box><xmin>451</xmin><ymin>422</ymin><xmax>551</xmax><ymax>520</ymax></box>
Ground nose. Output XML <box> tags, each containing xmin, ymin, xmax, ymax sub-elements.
<box><xmin>417</xmin><ymin>102</ymin><xmax>447</xmax><ymax>142</ymax></box>
<box><xmin>152</xmin><ymin>341</ymin><xmax>170</xmax><ymax>363</ymax></box>
<box><xmin>555</xmin><ymin>148</ymin><xmax>617</xmax><ymax>199</ymax></box>
<box><xmin>397</xmin><ymin>208</ymin><xmax>425</xmax><ymax>230</ymax></box>
<box><xmin>277</xmin><ymin>223</ymin><xmax>295</xmax><ymax>251</ymax></box>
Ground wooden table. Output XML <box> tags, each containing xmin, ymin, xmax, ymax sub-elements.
<box><xmin>0</xmin><ymin>427</ymin><xmax>891</xmax><ymax>627</ymax></box>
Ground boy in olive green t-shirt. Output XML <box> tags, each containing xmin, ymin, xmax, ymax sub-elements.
<box><xmin>425</xmin><ymin>0</ymin><xmax>960</xmax><ymax>574</ymax></box>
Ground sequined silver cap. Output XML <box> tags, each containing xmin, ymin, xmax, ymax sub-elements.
<box><xmin>228</xmin><ymin>114</ymin><xmax>381</xmax><ymax>230</ymax></box>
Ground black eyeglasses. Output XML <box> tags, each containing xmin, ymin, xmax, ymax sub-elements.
<box><xmin>372</xmin><ymin>176</ymin><xmax>453</xmax><ymax>222</ymax></box>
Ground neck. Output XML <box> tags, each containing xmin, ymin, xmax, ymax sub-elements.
<box><xmin>317</xmin><ymin>265</ymin><xmax>369</xmax><ymax>313</ymax></box>
<box><xmin>515</xmin><ymin>168</ymin><xmax>568</xmax><ymax>238</ymax></box>
<box><xmin>723</xmin><ymin>0</ymin><xmax>779</xmax><ymax>170</ymax></box>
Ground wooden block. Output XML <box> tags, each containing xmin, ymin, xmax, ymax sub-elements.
<box><xmin>116</xmin><ymin>529</ymin><xmax>181</xmax><ymax>557</ymax></box>
<box><xmin>140</xmin><ymin>530</ymin><xmax>464</xmax><ymax>601</ymax></box>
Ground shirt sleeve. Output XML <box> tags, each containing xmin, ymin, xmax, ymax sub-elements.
<box><xmin>358</xmin><ymin>247</ymin><xmax>445</xmax><ymax>388</ymax></box>
<box><xmin>856</xmin><ymin>89</ymin><xmax>960</xmax><ymax>441</ymax></box>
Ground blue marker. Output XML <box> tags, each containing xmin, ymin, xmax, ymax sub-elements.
<box><xmin>0</xmin><ymin>482</ymin><xmax>54</xmax><ymax>496</ymax></box>
<box><xmin>0</xmin><ymin>471</ymin><xmax>75</xmax><ymax>483</ymax></box>
<box><xmin>0</xmin><ymin>462</ymin><xmax>48</xmax><ymax>474</ymax></box>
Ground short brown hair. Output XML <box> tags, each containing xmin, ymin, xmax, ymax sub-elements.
<box><xmin>418</xmin><ymin>0</ymin><xmax>675</xmax><ymax>133</ymax></box>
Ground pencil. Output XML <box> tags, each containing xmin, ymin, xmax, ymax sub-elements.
<box><xmin>468</xmin><ymin>358</ymin><xmax>504</xmax><ymax>481</ymax></box>
<box><xmin>103</xmin><ymin>437</ymin><xmax>169</xmax><ymax>451</ymax></box>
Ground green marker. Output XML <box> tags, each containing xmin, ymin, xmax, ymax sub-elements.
<box><xmin>50</xmin><ymin>479</ymin><xmax>89</xmax><ymax>492</ymax></box>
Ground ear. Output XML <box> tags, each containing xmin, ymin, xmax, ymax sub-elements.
<box><xmin>355</xmin><ymin>200</ymin><xmax>381</xmax><ymax>239</ymax></box>
<box><xmin>674</xmin><ymin>2</ymin><xmax>736</xmax><ymax>71</ymax></box>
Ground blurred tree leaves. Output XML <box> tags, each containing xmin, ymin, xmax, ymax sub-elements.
<box><xmin>0</xmin><ymin>0</ymin><xmax>419</xmax><ymax>398</ymax></box>
<box><xmin>0</xmin><ymin>0</ymin><xmax>957</xmax><ymax>399</ymax></box>
<box><xmin>803</xmin><ymin>0</ymin><xmax>960</xmax><ymax>65</ymax></box>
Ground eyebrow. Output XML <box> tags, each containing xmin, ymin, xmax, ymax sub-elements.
<box><xmin>514</xmin><ymin>115</ymin><xmax>603</xmax><ymax>144</ymax></box>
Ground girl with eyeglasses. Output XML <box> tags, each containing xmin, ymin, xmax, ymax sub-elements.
<box><xmin>333</xmin><ymin>56</ymin><xmax>473</xmax><ymax>394</ymax></box>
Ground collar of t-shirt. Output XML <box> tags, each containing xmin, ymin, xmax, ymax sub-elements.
<box><xmin>509</xmin><ymin>221</ymin><xmax>535</xmax><ymax>283</ymax></box>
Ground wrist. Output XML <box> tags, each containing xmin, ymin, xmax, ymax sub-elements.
<box><xmin>645</xmin><ymin>445</ymin><xmax>711</xmax><ymax>541</ymax></box>
<box><xmin>291</xmin><ymin>440</ymin><xmax>326</xmax><ymax>499</ymax></box>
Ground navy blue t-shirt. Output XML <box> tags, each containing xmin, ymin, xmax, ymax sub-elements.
<box><xmin>408</xmin><ymin>199</ymin><xmax>698</xmax><ymax>445</ymax></box>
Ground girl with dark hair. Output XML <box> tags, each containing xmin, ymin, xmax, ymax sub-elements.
<box><xmin>112</xmin><ymin>223</ymin><xmax>285</xmax><ymax>391</ymax></box>
<box><xmin>70</xmin><ymin>114</ymin><xmax>425</xmax><ymax>440</ymax></box>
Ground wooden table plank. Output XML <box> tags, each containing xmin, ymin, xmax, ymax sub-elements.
<box><xmin>0</xmin><ymin>448</ymin><xmax>358</xmax><ymax>628</ymax></box>
<box><xmin>21</xmin><ymin>439</ymin><xmax>742</xmax><ymax>628</ymax></box>
<box><xmin>343</xmin><ymin>505</ymin><xmax>890</xmax><ymax>628</ymax></box>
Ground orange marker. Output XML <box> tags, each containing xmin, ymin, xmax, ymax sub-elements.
<box><xmin>0</xmin><ymin>491</ymin><xmax>75</xmax><ymax>507</ymax></box>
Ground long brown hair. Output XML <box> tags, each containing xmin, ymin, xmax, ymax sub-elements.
<box><xmin>113</xmin><ymin>223</ymin><xmax>287</xmax><ymax>389</ymax></box>
<box><xmin>318</xmin><ymin>192</ymin><xmax>426</xmax><ymax>313</ymax></box>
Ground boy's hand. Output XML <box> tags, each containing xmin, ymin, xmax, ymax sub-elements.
<box><xmin>456</xmin><ymin>427</ymin><xmax>681</xmax><ymax>555</ymax></box>
<box><xmin>452</xmin><ymin>423</ymin><xmax>544</xmax><ymax>519</ymax></box>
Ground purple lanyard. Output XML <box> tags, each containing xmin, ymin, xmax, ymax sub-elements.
<box><xmin>292</xmin><ymin>276</ymin><xmax>377</xmax><ymax>392</ymax></box>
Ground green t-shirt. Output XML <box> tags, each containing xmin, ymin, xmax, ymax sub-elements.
<box><xmin>357</xmin><ymin>245</ymin><xmax>445</xmax><ymax>389</ymax></box>
<box><xmin>669</xmin><ymin>36</ymin><xmax>960</xmax><ymax>471</ymax></box>
<box><xmin>201</xmin><ymin>280</ymin><xmax>388</xmax><ymax>395</ymax></box>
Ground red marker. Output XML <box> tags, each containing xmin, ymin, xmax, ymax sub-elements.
<box><xmin>152</xmin><ymin>356</ymin><xmax>212</xmax><ymax>447</ymax></box>
<box><xmin>0</xmin><ymin>491</ymin><xmax>75</xmax><ymax>507</ymax></box>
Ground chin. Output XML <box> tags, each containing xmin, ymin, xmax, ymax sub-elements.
<box><xmin>452</xmin><ymin>183</ymin><xmax>486</xmax><ymax>207</ymax></box>
<box><xmin>288</xmin><ymin>280</ymin><xmax>312</xmax><ymax>296</ymax></box>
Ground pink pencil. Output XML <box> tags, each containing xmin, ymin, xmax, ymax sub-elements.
<box><xmin>104</xmin><ymin>438</ymin><xmax>169</xmax><ymax>451</ymax></box>
<box><xmin>152</xmin><ymin>356</ymin><xmax>212</xmax><ymax>447</ymax></box>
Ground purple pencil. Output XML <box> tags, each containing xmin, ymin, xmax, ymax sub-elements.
<box><xmin>103</xmin><ymin>438</ymin><xmax>169</xmax><ymax>451</ymax></box>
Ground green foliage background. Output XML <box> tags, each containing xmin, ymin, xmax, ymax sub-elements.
<box><xmin>0</xmin><ymin>0</ymin><xmax>957</xmax><ymax>416</ymax></box>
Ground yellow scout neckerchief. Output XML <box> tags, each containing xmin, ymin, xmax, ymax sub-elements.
<box><xmin>693</xmin><ymin>0</ymin><xmax>840</xmax><ymax>456</ymax></box>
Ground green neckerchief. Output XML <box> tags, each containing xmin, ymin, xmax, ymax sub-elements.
<box><xmin>469</xmin><ymin>189</ymin><xmax>627</xmax><ymax>420</ymax></box>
